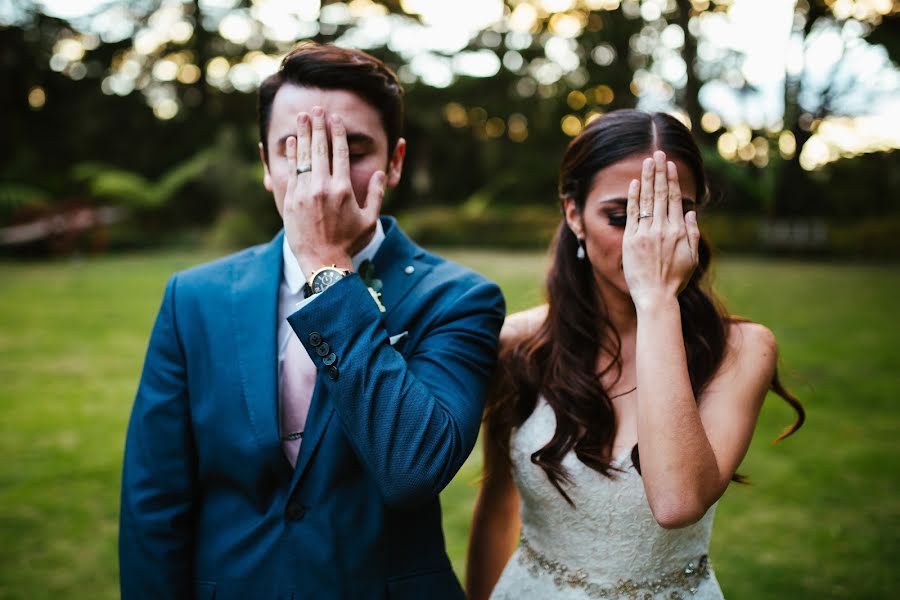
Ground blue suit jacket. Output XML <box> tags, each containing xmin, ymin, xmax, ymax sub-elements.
<box><xmin>119</xmin><ymin>217</ymin><xmax>505</xmax><ymax>599</ymax></box>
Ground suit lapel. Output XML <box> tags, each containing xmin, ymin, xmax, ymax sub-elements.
<box><xmin>231</xmin><ymin>231</ymin><xmax>283</xmax><ymax>457</ymax></box>
<box><xmin>373</xmin><ymin>216</ymin><xmax>431</xmax><ymax>316</ymax></box>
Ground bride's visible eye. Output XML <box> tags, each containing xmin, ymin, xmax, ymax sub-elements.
<box><xmin>608</xmin><ymin>214</ymin><xmax>627</xmax><ymax>227</ymax></box>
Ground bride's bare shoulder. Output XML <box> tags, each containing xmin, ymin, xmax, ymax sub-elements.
<box><xmin>500</xmin><ymin>304</ymin><xmax>548</xmax><ymax>348</ymax></box>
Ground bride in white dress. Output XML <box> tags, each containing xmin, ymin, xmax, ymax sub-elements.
<box><xmin>466</xmin><ymin>110</ymin><xmax>804</xmax><ymax>600</ymax></box>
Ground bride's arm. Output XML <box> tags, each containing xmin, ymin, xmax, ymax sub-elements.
<box><xmin>465</xmin><ymin>424</ymin><xmax>521</xmax><ymax>600</ymax></box>
<box><xmin>635</xmin><ymin>311</ymin><xmax>775</xmax><ymax>528</ymax></box>
<box><xmin>465</xmin><ymin>307</ymin><xmax>546</xmax><ymax>598</ymax></box>
<box><xmin>625</xmin><ymin>153</ymin><xmax>775</xmax><ymax>528</ymax></box>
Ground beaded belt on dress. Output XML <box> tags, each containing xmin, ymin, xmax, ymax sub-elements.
<box><xmin>518</xmin><ymin>536</ymin><xmax>711</xmax><ymax>599</ymax></box>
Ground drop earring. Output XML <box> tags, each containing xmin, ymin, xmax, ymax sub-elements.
<box><xmin>576</xmin><ymin>238</ymin><xmax>586</xmax><ymax>260</ymax></box>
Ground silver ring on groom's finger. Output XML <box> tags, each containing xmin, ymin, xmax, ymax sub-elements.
<box><xmin>296</xmin><ymin>163</ymin><xmax>312</xmax><ymax>175</ymax></box>
<box><xmin>639</xmin><ymin>211</ymin><xmax>653</xmax><ymax>220</ymax></box>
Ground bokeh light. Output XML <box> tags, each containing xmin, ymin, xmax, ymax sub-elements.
<box><xmin>444</xmin><ymin>102</ymin><xmax>468</xmax><ymax>128</ymax></box>
<box><xmin>717</xmin><ymin>132</ymin><xmax>737</xmax><ymax>160</ymax></box>
<box><xmin>153</xmin><ymin>97</ymin><xmax>179</xmax><ymax>120</ymax></box>
<box><xmin>19</xmin><ymin>0</ymin><xmax>900</xmax><ymax>161</ymax></box>
<box><xmin>485</xmin><ymin>117</ymin><xmax>506</xmax><ymax>138</ymax></box>
<box><xmin>701</xmin><ymin>112</ymin><xmax>721</xmax><ymax>133</ymax></box>
<box><xmin>27</xmin><ymin>86</ymin><xmax>46</xmax><ymax>109</ymax></box>
<box><xmin>401</xmin><ymin>0</ymin><xmax>503</xmax><ymax>32</ymax></box>
<box><xmin>778</xmin><ymin>131</ymin><xmax>797</xmax><ymax>159</ymax></box>
<box><xmin>561</xmin><ymin>114</ymin><xmax>583</xmax><ymax>136</ymax></box>
<box><xmin>507</xmin><ymin>113</ymin><xmax>529</xmax><ymax>142</ymax></box>
<box><xmin>509</xmin><ymin>3</ymin><xmax>539</xmax><ymax>33</ymax></box>
<box><xmin>567</xmin><ymin>90</ymin><xmax>587</xmax><ymax>110</ymax></box>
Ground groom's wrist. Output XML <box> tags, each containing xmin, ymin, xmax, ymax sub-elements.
<box><xmin>296</xmin><ymin>250</ymin><xmax>353</xmax><ymax>276</ymax></box>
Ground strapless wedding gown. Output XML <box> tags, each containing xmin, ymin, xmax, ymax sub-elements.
<box><xmin>490</xmin><ymin>398</ymin><xmax>724</xmax><ymax>600</ymax></box>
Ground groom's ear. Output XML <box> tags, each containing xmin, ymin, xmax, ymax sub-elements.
<box><xmin>385</xmin><ymin>138</ymin><xmax>406</xmax><ymax>189</ymax></box>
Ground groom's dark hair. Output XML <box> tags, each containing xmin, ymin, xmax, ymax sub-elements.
<box><xmin>257</xmin><ymin>42</ymin><xmax>404</xmax><ymax>163</ymax></box>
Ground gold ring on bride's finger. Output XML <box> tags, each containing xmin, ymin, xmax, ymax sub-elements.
<box><xmin>296</xmin><ymin>163</ymin><xmax>312</xmax><ymax>175</ymax></box>
<box><xmin>639</xmin><ymin>211</ymin><xmax>653</xmax><ymax>220</ymax></box>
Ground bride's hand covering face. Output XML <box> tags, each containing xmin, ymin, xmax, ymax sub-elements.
<box><xmin>622</xmin><ymin>151</ymin><xmax>701</xmax><ymax>311</ymax></box>
<box><xmin>563</xmin><ymin>150</ymin><xmax>701</xmax><ymax>309</ymax></box>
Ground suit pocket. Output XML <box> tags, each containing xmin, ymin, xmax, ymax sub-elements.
<box><xmin>195</xmin><ymin>581</ymin><xmax>216</xmax><ymax>600</ymax></box>
<box><xmin>386</xmin><ymin>568</ymin><xmax>463</xmax><ymax>600</ymax></box>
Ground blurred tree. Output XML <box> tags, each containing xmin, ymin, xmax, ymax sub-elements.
<box><xmin>772</xmin><ymin>0</ymin><xmax>899</xmax><ymax>217</ymax></box>
<box><xmin>1</xmin><ymin>0</ymin><xmax>898</xmax><ymax>254</ymax></box>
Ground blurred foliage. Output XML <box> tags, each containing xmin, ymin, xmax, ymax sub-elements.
<box><xmin>73</xmin><ymin>157</ymin><xmax>209</xmax><ymax>209</ymax></box>
<box><xmin>1</xmin><ymin>0</ymin><xmax>898</xmax><ymax>254</ymax></box>
<box><xmin>0</xmin><ymin>182</ymin><xmax>51</xmax><ymax>218</ymax></box>
<box><xmin>399</xmin><ymin>204</ymin><xmax>561</xmax><ymax>249</ymax></box>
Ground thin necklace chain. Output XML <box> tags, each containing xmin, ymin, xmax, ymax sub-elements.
<box><xmin>608</xmin><ymin>385</ymin><xmax>637</xmax><ymax>400</ymax></box>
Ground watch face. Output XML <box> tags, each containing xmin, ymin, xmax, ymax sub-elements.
<box><xmin>311</xmin><ymin>268</ymin><xmax>345</xmax><ymax>294</ymax></box>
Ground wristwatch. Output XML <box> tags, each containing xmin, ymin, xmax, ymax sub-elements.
<box><xmin>304</xmin><ymin>265</ymin><xmax>351</xmax><ymax>297</ymax></box>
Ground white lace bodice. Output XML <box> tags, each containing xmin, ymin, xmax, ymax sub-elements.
<box><xmin>490</xmin><ymin>398</ymin><xmax>723</xmax><ymax>600</ymax></box>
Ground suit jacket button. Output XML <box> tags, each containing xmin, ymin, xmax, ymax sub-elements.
<box><xmin>285</xmin><ymin>503</ymin><xmax>306</xmax><ymax>521</ymax></box>
<box><xmin>316</xmin><ymin>342</ymin><xmax>330</xmax><ymax>357</ymax></box>
<box><xmin>323</xmin><ymin>352</ymin><xmax>337</xmax><ymax>366</ymax></box>
<box><xmin>327</xmin><ymin>365</ymin><xmax>339</xmax><ymax>380</ymax></box>
<box><xmin>309</xmin><ymin>332</ymin><xmax>322</xmax><ymax>347</ymax></box>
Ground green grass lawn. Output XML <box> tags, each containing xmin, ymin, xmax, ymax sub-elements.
<box><xmin>1</xmin><ymin>249</ymin><xmax>897</xmax><ymax>599</ymax></box>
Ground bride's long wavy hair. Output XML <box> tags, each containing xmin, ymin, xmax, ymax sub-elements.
<box><xmin>485</xmin><ymin>110</ymin><xmax>804</xmax><ymax>505</ymax></box>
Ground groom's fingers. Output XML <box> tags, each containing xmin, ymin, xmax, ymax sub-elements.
<box><xmin>295</xmin><ymin>112</ymin><xmax>311</xmax><ymax>183</ymax></box>
<box><xmin>310</xmin><ymin>106</ymin><xmax>330</xmax><ymax>195</ymax></box>
<box><xmin>330</xmin><ymin>114</ymin><xmax>355</xmax><ymax>203</ymax></box>
<box><xmin>286</xmin><ymin>135</ymin><xmax>297</xmax><ymax>206</ymax></box>
<box><xmin>362</xmin><ymin>170</ymin><xmax>385</xmax><ymax>217</ymax></box>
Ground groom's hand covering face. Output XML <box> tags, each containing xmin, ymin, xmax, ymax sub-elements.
<box><xmin>261</xmin><ymin>85</ymin><xmax>405</xmax><ymax>272</ymax></box>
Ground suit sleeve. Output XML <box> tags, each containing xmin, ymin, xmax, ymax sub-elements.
<box><xmin>119</xmin><ymin>274</ymin><xmax>196</xmax><ymax>599</ymax></box>
<box><xmin>288</xmin><ymin>273</ymin><xmax>505</xmax><ymax>507</ymax></box>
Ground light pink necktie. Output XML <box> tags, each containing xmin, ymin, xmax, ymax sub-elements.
<box><xmin>280</xmin><ymin>332</ymin><xmax>317</xmax><ymax>467</ymax></box>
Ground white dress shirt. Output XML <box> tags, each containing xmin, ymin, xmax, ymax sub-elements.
<box><xmin>277</xmin><ymin>220</ymin><xmax>386</xmax><ymax>388</ymax></box>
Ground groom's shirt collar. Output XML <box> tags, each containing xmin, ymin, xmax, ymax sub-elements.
<box><xmin>282</xmin><ymin>218</ymin><xmax>385</xmax><ymax>294</ymax></box>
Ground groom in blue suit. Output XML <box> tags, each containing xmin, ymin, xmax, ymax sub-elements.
<box><xmin>119</xmin><ymin>43</ymin><xmax>505</xmax><ymax>599</ymax></box>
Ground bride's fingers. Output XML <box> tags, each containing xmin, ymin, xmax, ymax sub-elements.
<box><xmin>667</xmin><ymin>161</ymin><xmax>684</xmax><ymax>227</ymax></box>
<box><xmin>638</xmin><ymin>157</ymin><xmax>654</xmax><ymax>230</ymax></box>
<box><xmin>652</xmin><ymin>151</ymin><xmax>668</xmax><ymax>223</ymax></box>
<box><xmin>626</xmin><ymin>178</ymin><xmax>640</xmax><ymax>235</ymax></box>
<box><xmin>685</xmin><ymin>210</ymin><xmax>701</xmax><ymax>263</ymax></box>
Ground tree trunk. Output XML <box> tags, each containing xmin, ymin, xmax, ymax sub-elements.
<box><xmin>676</xmin><ymin>0</ymin><xmax>706</xmax><ymax>140</ymax></box>
<box><xmin>774</xmin><ymin>0</ymin><xmax>827</xmax><ymax>217</ymax></box>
